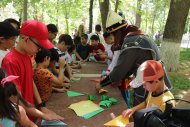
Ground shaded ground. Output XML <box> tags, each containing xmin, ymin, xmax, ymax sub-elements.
<box><xmin>175</xmin><ymin>60</ymin><xmax>190</xmax><ymax>106</ymax></box>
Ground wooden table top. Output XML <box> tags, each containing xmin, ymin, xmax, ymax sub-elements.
<box><xmin>41</xmin><ymin>62</ymin><xmax>128</xmax><ymax>127</ymax></box>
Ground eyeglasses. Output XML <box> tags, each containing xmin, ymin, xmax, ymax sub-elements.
<box><xmin>51</xmin><ymin>32</ymin><xmax>57</xmax><ymax>36</ymax></box>
<box><xmin>29</xmin><ymin>37</ymin><xmax>41</xmax><ymax>51</ymax></box>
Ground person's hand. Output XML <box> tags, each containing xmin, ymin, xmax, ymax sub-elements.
<box><xmin>43</xmin><ymin>113</ymin><xmax>64</xmax><ymax>121</ymax></box>
<box><xmin>125</xmin><ymin>122</ymin><xmax>134</xmax><ymax>127</ymax></box>
<box><xmin>122</xmin><ymin>108</ymin><xmax>134</xmax><ymax>118</ymax></box>
<box><xmin>40</xmin><ymin>107</ymin><xmax>56</xmax><ymax>115</ymax></box>
<box><xmin>59</xmin><ymin>57</ymin><xmax>65</xmax><ymax>68</ymax></box>
<box><xmin>95</xmin><ymin>83</ymin><xmax>102</xmax><ymax>91</ymax></box>
<box><xmin>63</xmin><ymin>83</ymin><xmax>71</xmax><ymax>89</ymax></box>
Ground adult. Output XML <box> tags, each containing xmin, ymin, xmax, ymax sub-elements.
<box><xmin>88</xmin><ymin>24</ymin><xmax>105</xmax><ymax>44</ymax></box>
<box><xmin>95</xmin><ymin>10</ymin><xmax>172</xmax><ymax>106</ymax></box>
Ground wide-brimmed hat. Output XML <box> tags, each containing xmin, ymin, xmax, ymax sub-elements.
<box><xmin>106</xmin><ymin>10</ymin><xmax>128</xmax><ymax>33</ymax></box>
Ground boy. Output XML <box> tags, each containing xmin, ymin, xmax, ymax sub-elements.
<box><xmin>103</xmin><ymin>32</ymin><xmax>114</xmax><ymax>65</ymax></box>
<box><xmin>47</xmin><ymin>24</ymin><xmax>58</xmax><ymax>44</ymax></box>
<box><xmin>2</xmin><ymin>20</ymin><xmax>63</xmax><ymax>118</ymax></box>
<box><xmin>0</xmin><ymin>21</ymin><xmax>19</xmax><ymax>67</ymax></box>
<box><xmin>55</xmin><ymin>34</ymin><xmax>76</xmax><ymax>80</ymax></box>
<box><xmin>34</xmin><ymin>48</ymin><xmax>70</xmax><ymax>102</ymax></box>
<box><xmin>76</xmin><ymin>33</ymin><xmax>91</xmax><ymax>62</ymax></box>
<box><xmin>90</xmin><ymin>35</ymin><xmax>105</xmax><ymax>61</ymax></box>
<box><xmin>122</xmin><ymin>60</ymin><xmax>174</xmax><ymax>126</ymax></box>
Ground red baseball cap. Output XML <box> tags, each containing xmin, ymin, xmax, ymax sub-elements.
<box><xmin>130</xmin><ymin>60</ymin><xmax>164</xmax><ymax>88</ymax></box>
<box><xmin>20</xmin><ymin>20</ymin><xmax>53</xmax><ymax>49</ymax></box>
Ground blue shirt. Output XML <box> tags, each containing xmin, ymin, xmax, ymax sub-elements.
<box><xmin>0</xmin><ymin>117</ymin><xmax>15</xmax><ymax>127</ymax></box>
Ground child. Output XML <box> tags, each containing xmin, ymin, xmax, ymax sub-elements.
<box><xmin>47</xmin><ymin>24</ymin><xmax>58</xmax><ymax>44</ymax></box>
<box><xmin>34</xmin><ymin>48</ymin><xmax>70</xmax><ymax>102</ymax></box>
<box><xmin>0</xmin><ymin>68</ymin><xmax>37</xmax><ymax>127</ymax></box>
<box><xmin>4</xmin><ymin>18</ymin><xmax>20</xmax><ymax>30</ymax></box>
<box><xmin>55</xmin><ymin>34</ymin><xmax>77</xmax><ymax>80</ymax></box>
<box><xmin>0</xmin><ymin>21</ymin><xmax>19</xmax><ymax>67</ymax></box>
<box><xmin>103</xmin><ymin>32</ymin><xmax>114</xmax><ymax>65</ymax></box>
<box><xmin>90</xmin><ymin>35</ymin><xmax>105</xmax><ymax>61</ymax></box>
<box><xmin>67</xmin><ymin>45</ymin><xmax>81</xmax><ymax>69</ymax></box>
<box><xmin>121</xmin><ymin>60</ymin><xmax>174</xmax><ymax>126</ymax></box>
<box><xmin>76</xmin><ymin>33</ymin><xmax>91</xmax><ymax>62</ymax></box>
<box><xmin>2</xmin><ymin>20</ymin><xmax>63</xmax><ymax>119</ymax></box>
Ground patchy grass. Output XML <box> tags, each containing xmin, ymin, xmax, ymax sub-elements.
<box><xmin>180</xmin><ymin>48</ymin><xmax>190</xmax><ymax>61</ymax></box>
<box><xmin>170</xmin><ymin>72</ymin><xmax>190</xmax><ymax>97</ymax></box>
<box><xmin>169</xmin><ymin>48</ymin><xmax>190</xmax><ymax>97</ymax></box>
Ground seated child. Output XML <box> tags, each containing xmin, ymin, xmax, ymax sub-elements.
<box><xmin>75</xmin><ymin>34</ymin><xmax>91</xmax><ymax>62</ymax></box>
<box><xmin>0</xmin><ymin>68</ymin><xmax>37</xmax><ymax>127</ymax></box>
<box><xmin>55</xmin><ymin>34</ymin><xmax>77</xmax><ymax>81</ymax></box>
<box><xmin>34</xmin><ymin>48</ymin><xmax>70</xmax><ymax>102</ymax></box>
<box><xmin>121</xmin><ymin>60</ymin><xmax>174</xmax><ymax>126</ymax></box>
<box><xmin>66</xmin><ymin>45</ymin><xmax>81</xmax><ymax>69</ymax></box>
<box><xmin>90</xmin><ymin>35</ymin><xmax>105</xmax><ymax>61</ymax></box>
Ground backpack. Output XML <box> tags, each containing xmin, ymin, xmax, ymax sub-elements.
<box><xmin>133</xmin><ymin>99</ymin><xmax>190</xmax><ymax>127</ymax></box>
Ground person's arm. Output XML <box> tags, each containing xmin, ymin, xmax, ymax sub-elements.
<box><xmin>75</xmin><ymin>51</ymin><xmax>84</xmax><ymax>61</ymax></box>
<box><xmin>65</xmin><ymin>62</ymin><xmax>74</xmax><ymax>79</ymax></box>
<box><xmin>108</xmin><ymin>50</ymin><xmax>120</xmax><ymax>71</ymax></box>
<box><xmin>19</xmin><ymin>102</ymin><xmax>64</xmax><ymax>121</ymax></box>
<box><xmin>96</xmin><ymin>49</ymin><xmax>138</xmax><ymax>90</ymax></box>
<box><xmin>122</xmin><ymin>101</ymin><xmax>146</xmax><ymax>118</ymax></box>
<box><xmin>84</xmin><ymin>53</ymin><xmax>91</xmax><ymax>62</ymax></box>
<box><xmin>51</xmin><ymin>57</ymin><xmax>65</xmax><ymax>86</ymax></box>
<box><xmin>18</xmin><ymin>105</ymin><xmax>37</xmax><ymax>127</ymax></box>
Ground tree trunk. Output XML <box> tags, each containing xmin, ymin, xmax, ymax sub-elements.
<box><xmin>115</xmin><ymin>0</ymin><xmax>119</xmax><ymax>13</ymax></box>
<box><xmin>89</xmin><ymin>0</ymin><xmax>94</xmax><ymax>33</ymax></box>
<box><xmin>135</xmin><ymin>0</ymin><xmax>142</xmax><ymax>28</ymax></box>
<box><xmin>151</xmin><ymin>13</ymin><xmax>156</xmax><ymax>36</ymax></box>
<box><xmin>23</xmin><ymin>0</ymin><xmax>28</xmax><ymax>21</ymax></box>
<box><xmin>99</xmin><ymin>0</ymin><xmax>109</xmax><ymax>32</ymax></box>
<box><xmin>161</xmin><ymin>0</ymin><xmax>190</xmax><ymax>72</ymax></box>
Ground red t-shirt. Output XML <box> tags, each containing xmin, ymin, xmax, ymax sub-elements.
<box><xmin>2</xmin><ymin>48</ymin><xmax>34</xmax><ymax>105</ymax></box>
<box><xmin>90</xmin><ymin>43</ymin><xmax>105</xmax><ymax>60</ymax></box>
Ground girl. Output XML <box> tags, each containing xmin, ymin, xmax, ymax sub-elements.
<box><xmin>0</xmin><ymin>68</ymin><xmax>37</xmax><ymax>127</ymax></box>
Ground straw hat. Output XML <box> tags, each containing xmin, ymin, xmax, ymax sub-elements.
<box><xmin>106</xmin><ymin>10</ymin><xmax>128</xmax><ymax>33</ymax></box>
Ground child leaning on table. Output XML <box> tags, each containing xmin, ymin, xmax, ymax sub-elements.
<box><xmin>0</xmin><ymin>68</ymin><xmax>37</xmax><ymax>127</ymax></box>
<box><xmin>33</xmin><ymin>48</ymin><xmax>70</xmax><ymax>102</ymax></box>
<box><xmin>121</xmin><ymin>60</ymin><xmax>174</xmax><ymax>127</ymax></box>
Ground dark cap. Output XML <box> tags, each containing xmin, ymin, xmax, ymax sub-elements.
<box><xmin>0</xmin><ymin>21</ymin><xmax>19</xmax><ymax>38</ymax></box>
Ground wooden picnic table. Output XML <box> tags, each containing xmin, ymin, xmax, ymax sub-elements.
<box><xmin>41</xmin><ymin>62</ymin><xmax>128</xmax><ymax>127</ymax></box>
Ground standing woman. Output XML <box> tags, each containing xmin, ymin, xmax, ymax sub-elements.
<box><xmin>95</xmin><ymin>10</ymin><xmax>172</xmax><ymax>106</ymax></box>
<box><xmin>74</xmin><ymin>24</ymin><xmax>85</xmax><ymax>47</ymax></box>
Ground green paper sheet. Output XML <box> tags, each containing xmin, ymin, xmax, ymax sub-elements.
<box><xmin>69</xmin><ymin>100</ymin><xmax>101</xmax><ymax>116</ymax></box>
<box><xmin>82</xmin><ymin>107</ymin><xmax>104</xmax><ymax>119</ymax></box>
<box><xmin>67</xmin><ymin>90</ymin><xmax>84</xmax><ymax>97</ymax></box>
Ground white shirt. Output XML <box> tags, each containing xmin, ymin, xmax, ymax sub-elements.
<box><xmin>64</xmin><ymin>51</ymin><xmax>73</xmax><ymax>64</ymax></box>
<box><xmin>105</xmin><ymin>44</ymin><xmax>113</xmax><ymax>65</ymax></box>
<box><xmin>108</xmin><ymin>50</ymin><xmax>121</xmax><ymax>71</ymax></box>
<box><xmin>0</xmin><ymin>50</ymin><xmax>9</xmax><ymax>67</ymax></box>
